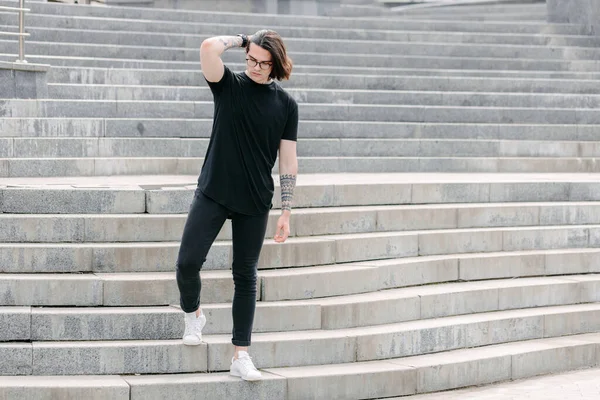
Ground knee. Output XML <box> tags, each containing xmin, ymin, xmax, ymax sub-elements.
<box><xmin>232</xmin><ymin>265</ymin><xmax>257</xmax><ymax>287</ymax></box>
<box><xmin>176</xmin><ymin>256</ymin><xmax>205</xmax><ymax>277</ymax></box>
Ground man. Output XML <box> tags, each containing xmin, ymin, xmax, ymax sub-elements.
<box><xmin>175</xmin><ymin>30</ymin><xmax>298</xmax><ymax>381</ymax></box>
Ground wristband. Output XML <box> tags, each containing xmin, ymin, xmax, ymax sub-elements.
<box><xmin>237</xmin><ymin>34</ymin><xmax>248</xmax><ymax>48</ymax></box>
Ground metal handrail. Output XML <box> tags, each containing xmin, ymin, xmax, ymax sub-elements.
<box><xmin>0</xmin><ymin>6</ymin><xmax>30</xmax><ymax>11</ymax></box>
<box><xmin>0</xmin><ymin>2</ymin><xmax>29</xmax><ymax>63</ymax></box>
<box><xmin>0</xmin><ymin>32</ymin><xmax>30</xmax><ymax>36</ymax></box>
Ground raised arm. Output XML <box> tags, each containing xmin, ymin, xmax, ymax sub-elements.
<box><xmin>200</xmin><ymin>35</ymin><xmax>245</xmax><ymax>82</ymax></box>
<box><xmin>274</xmin><ymin>139</ymin><xmax>298</xmax><ymax>243</ymax></box>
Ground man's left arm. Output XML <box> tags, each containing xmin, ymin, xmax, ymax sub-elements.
<box><xmin>274</xmin><ymin>139</ymin><xmax>298</xmax><ymax>243</ymax></box>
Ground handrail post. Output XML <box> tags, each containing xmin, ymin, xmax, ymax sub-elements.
<box><xmin>16</xmin><ymin>0</ymin><xmax>26</xmax><ymax>63</ymax></box>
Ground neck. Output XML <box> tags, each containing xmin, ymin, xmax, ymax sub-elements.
<box><xmin>245</xmin><ymin>70</ymin><xmax>272</xmax><ymax>84</ymax></box>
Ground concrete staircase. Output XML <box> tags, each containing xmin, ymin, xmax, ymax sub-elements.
<box><xmin>2</xmin><ymin>1</ymin><xmax>600</xmax><ymax>399</ymax></box>
<box><xmin>2</xmin><ymin>1</ymin><xmax>600</xmax><ymax>175</ymax></box>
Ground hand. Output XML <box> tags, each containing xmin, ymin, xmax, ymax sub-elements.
<box><xmin>274</xmin><ymin>213</ymin><xmax>291</xmax><ymax>243</ymax></box>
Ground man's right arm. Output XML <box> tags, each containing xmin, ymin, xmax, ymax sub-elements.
<box><xmin>200</xmin><ymin>36</ymin><xmax>244</xmax><ymax>83</ymax></box>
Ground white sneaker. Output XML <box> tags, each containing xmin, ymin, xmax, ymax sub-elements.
<box><xmin>182</xmin><ymin>312</ymin><xmax>206</xmax><ymax>346</ymax></box>
<box><xmin>230</xmin><ymin>351</ymin><xmax>262</xmax><ymax>381</ymax></box>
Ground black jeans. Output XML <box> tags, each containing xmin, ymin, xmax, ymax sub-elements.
<box><xmin>176</xmin><ymin>190</ymin><xmax>269</xmax><ymax>347</ymax></box>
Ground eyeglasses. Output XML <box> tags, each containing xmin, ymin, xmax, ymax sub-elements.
<box><xmin>246</xmin><ymin>58</ymin><xmax>273</xmax><ymax>70</ymax></box>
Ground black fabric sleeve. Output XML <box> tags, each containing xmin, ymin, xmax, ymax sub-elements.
<box><xmin>281</xmin><ymin>99</ymin><xmax>299</xmax><ymax>142</ymax></box>
<box><xmin>205</xmin><ymin>65</ymin><xmax>233</xmax><ymax>96</ymax></box>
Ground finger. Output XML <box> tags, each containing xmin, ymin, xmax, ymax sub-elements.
<box><xmin>281</xmin><ymin>227</ymin><xmax>290</xmax><ymax>242</ymax></box>
<box><xmin>274</xmin><ymin>226</ymin><xmax>284</xmax><ymax>241</ymax></box>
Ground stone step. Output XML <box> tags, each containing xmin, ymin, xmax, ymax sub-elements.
<box><xmin>0</xmin><ymin>0</ymin><xmax>582</xmax><ymax>34</ymax></box>
<box><xmin>3</xmin><ymin>200</ymin><xmax>600</xmax><ymax>242</ymax></box>
<box><xmin>2</xmin><ymin>245</ymin><xmax>600</xmax><ymax>302</ymax></box>
<box><xmin>349</xmin><ymin>1</ymin><xmax>545</xmax><ymax>18</ymax></box>
<box><xmin>2</xmin><ymin>173</ymin><xmax>600</xmax><ymax>213</ymax></box>
<box><xmin>336</xmin><ymin>10</ymin><xmax>545</xmax><ymax>20</ymax></box>
<box><xmin>401</xmin><ymin>7</ymin><xmax>546</xmax><ymax>15</ymax></box>
<box><xmin>2</xmin><ymin>118</ymin><xmax>599</xmax><ymax>142</ymax></box>
<box><xmin>264</xmin><ymin>275</ymin><xmax>600</xmax><ymax>328</ymax></box>
<box><xmin>3</xmin><ymin>41</ymin><xmax>597</xmax><ymax>72</ymax></box>
<box><xmin>3</xmin><ymin>48</ymin><xmax>596</xmax><ymax>73</ymax></box>
<box><xmin>46</xmin><ymin>68</ymin><xmax>600</xmax><ymax>92</ymax></box>
<box><xmin>0</xmin><ymin>21</ymin><xmax>577</xmax><ymax>50</ymax></box>
<box><xmin>1</xmin><ymin>223</ymin><xmax>599</xmax><ymax>277</ymax></box>
<box><xmin>2</xmin><ymin>254</ymin><xmax>600</xmax><ymax>320</ymax></box>
<box><xmin>11</xmin><ymin>54</ymin><xmax>464</xmax><ymax>77</ymax></box>
<box><xmin>328</xmin><ymin>4</ymin><xmax>403</xmax><ymax>18</ymax></box>
<box><xmin>3</xmin><ymin>333</ymin><xmax>598</xmax><ymax>399</ymax></box>
<box><xmin>264</xmin><ymin>333</ymin><xmax>600</xmax><ymax>400</ymax></box>
<box><xmin>46</xmin><ymin>85</ymin><xmax>600</xmax><ymax>110</ymax></box>
<box><xmin>3</xmin><ymin>137</ymin><xmax>600</xmax><ymax>159</ymax></box>
<box><xmin>401</xmin><ymin>12</ymin><xmax>547</xmax><ymax>22</ymax></box>
<box><xmin>0</xmin><ymin>157</ymin><xmax>198</xmax><ymax>177</ymax></box>
<box><xmin>2</xmin><ymin>29</ymin><xmax>597</xmax><ymax>61</ymax></box>
<box><xmin>408</xmin><ymin>15</ymin><xmax>547</xmax><ymax>22</ymax></box>
<box><xmin>214</xmin><ymin>305</ymin><xmax>600</xmax><ymax>370</ymax></box>
<box><xmin>1</xmin><ymin>16</ymin><xmax>597</xmax><ymax>47</ymax></box>
<box><xmin>8</xmin><ymin>156</ymin><xmax>600</xmax><ymax>176</ymax></box>
<box><xmin>3</xmin><ymin>100</ymin><xmax>599</xmax><ymax>125</ymax></box>
<box><xmin>398</xmin><ymin>3</ymin><xmax>546</xmax><ymax>13</ymax></box>
<box><xmin>264</xmin><ymin>248</ymin><xmax>600</xmax><ymax>298</ymax></box>
<box><xmin>396</xmin><ymin>2</ymin><xmax>545</xmax><ymax>15</ymax></box>
<box><xmin>0</xmin><ymin>375</ymin><xmax>131</xmax><ymax>399</ymax></box>
<box><xmin>299</xmin><ymin>157</ymin><xmax>600</xmax><ymax>174</ymax></box>
<box><xmin>0</xmin><ymin>270</ymin><xmax>232</xmax><ymax>305</ymax></box>
<box><xmin>3</xmin><ymin>303</ymin><xmax>600</xmax><ymax>375</ymax></box>
<box><xmin>2</xmin><ymin>339</ymin><xmax>207</xmax><ymax>375</ymax></box>
<box><xmin>0</xmin><ymin>301</ymin><xmax>320</xmax><ymax>340</ymax></box>
<box><xmin>1</xmin><ymin>278</ymin><xmax>599</xmax><ymax>338</ymax></box>
<box><xmin>20</xmin><ymin>55</ymin><xmax>600</xmax><ymax>78</ymax></box>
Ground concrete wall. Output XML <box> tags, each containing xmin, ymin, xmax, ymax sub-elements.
<box><xmin>105</xmin><ymin>0</ymin><xmax>341</xmax><ymax>15</ymax></box>
<box><xmin>0</xmin><ymin>62</ymin><xmax>49</xmax><ymax>99</ymax></box>
<box><xmin>547</xmin><ymin>0</ymin><xmax>600</xmax><ymax>35</ymax></box>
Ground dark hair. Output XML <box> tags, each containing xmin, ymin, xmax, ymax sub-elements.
<box><xmin>247</xmin><ymin>30</ymin><xmax>293</xmax><ymax>81</ymax></box>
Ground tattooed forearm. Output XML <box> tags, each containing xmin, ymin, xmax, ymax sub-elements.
<box><xmin>280</xmin><ymin>174</ymin><xmax>297</xmax><ymax>213</ymax></box>
<box><xmin>216</xmin><ymin>36</ymin><xmax>244</xmax><ymax>51</ymax></box>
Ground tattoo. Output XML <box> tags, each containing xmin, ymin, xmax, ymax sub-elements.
<box><xmin>217</xmin><ymin>36</ymin><xmax>243</xmax><ymax>50</ymax></box>
<box><xmin>280</xmin><ymin>174</ymin><xmax>297</xmax><ymax>212</ymax></box>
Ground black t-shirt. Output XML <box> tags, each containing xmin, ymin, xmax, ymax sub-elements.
<box><xmin>198</xmin><ymin>66</ymin><xmax>299</xmax><ymax>216</ymax></box>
